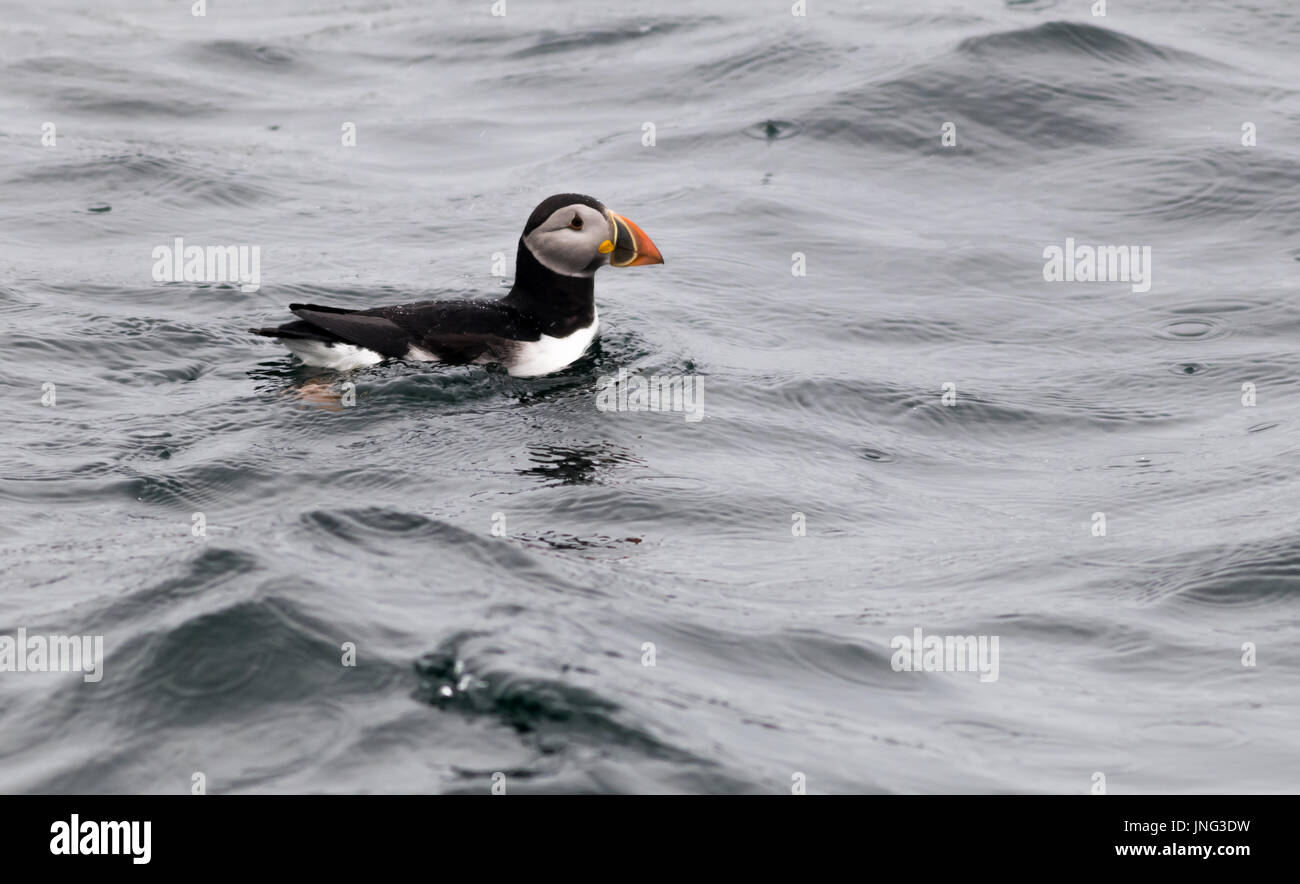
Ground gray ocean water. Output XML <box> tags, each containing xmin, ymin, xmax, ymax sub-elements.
<box><xmin>2</xmin><ymin>0</ymin><xmax>1298</xmax><ymax>794</ymax></box>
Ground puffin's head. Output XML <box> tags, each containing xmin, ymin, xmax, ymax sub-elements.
<box><xmin>520</xmin><ymin>193</ymin><xmax>663</xmax><ymax>278</ymax></box>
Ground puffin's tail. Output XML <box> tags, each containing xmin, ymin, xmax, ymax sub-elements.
<box><xmin>248</xmin><ymin>320</ymin><xmax>342</xmax><ymax>343</ymax></box>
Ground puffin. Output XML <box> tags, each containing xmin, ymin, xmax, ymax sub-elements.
<box><xmin>249</xmin><ymin>193</ymin><xmax>663</xmax><ymax>376</ymax></box>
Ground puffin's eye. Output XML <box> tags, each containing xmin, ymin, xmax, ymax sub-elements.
<box><xmin>569</xmin><ymin>215</ymin><xmax>583</xmax><ymax>230</ymax></box>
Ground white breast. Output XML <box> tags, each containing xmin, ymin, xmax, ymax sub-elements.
<box><xmin>282</xmin><ymin>339</ymin><xmax>384</xmax><ymax>370</ymax></box>
<box><xmin>507</xmin><ymin>312</ymin><xmax>599</xmax><ymax>377</ymax></box>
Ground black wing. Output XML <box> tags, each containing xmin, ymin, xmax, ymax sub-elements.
<box><xmin>252</xmin><ymin>299</ymin><xmax>543</xmax><ymax>365</ymax></box>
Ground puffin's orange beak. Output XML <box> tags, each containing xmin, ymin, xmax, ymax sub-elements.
<box><xmin>605</xmin><ymin>211</ymin><xmax>664</xmax><ymax>267</ymax></box>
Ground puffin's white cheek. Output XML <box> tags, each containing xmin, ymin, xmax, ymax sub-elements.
<box><xmin>529</xmin><ymin>231</ymin><xmax>599</xmax><ymax>277</ymax></box>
